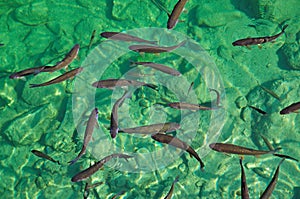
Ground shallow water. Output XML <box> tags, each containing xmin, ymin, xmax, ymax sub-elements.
<box><xmin>0</xmin><ymin>0</ymin><xmax>299</xmax><ymax>198</ymax></box>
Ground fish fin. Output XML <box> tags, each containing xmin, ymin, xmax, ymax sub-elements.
<box><xmin>129</xmin><ymin>60</ymin><xmax>137</xmax><ymax>67</ymax></box>
<box><xmin>246</xmin><ymin>45</ymin><xmax>251</xmax><ymax>50</ymax></box>
<box><xmin>139</xmin><ymin>52</ymin><xmax>145</xmax><ymax>57</ymax></box>
<box><xmin>223</xmin><ymin>152</ymin><xmax>231</xmax><ymax>157</ymax></box>
<box><xmin>258</xmin><ymin>44</ymin><xmax>263</xmax><ymax>49</ymax></box>
<box><xmin>95</xmin><ymin>122</ymin><xmax>100</xmax><ymax>129</ymax></box>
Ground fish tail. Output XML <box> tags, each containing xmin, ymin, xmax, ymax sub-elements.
<box><xmin>281</xmin><ymin>24</ymin><xmax>288</xmax><ymax>33</ymax></box>
<box><xmin>29</xmin><ymin>84</ymin><xmax>41</xmax><ymax>88</ymax></box>
<box><xmin>129</xmin><ymin>60</ymin><xmax>137</xmax><ymax>67</ymax></box>
<box><xmin>57</xmin><ymin>161</ymin><xmax>61</xmax><ymax>165</ymax></box>
<box><xmin>68</xmin><ymin>156</ymin><xmax>81</xmax><ymax>165</ymax></box>
<box><xmin>269</xmin><ymin>147</ymin><xmax>282</xmax><ymax>154</ymax></box>
<box><xmin>174</xmin><ymin>176</ymin><xmax>179</xmax><ymax>183</ymax></box>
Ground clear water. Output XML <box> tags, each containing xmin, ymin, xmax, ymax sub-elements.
<box><xmin>0</xmin><ymin>0</ymin><xmax>299</xmax><ymax>198</ymax></box>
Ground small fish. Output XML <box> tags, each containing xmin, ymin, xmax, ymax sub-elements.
<box><xmin>259</xmin><ymin>159</ymin><xmax>285</xmax><ymax>199</ymax></box>
<box><xmin>260</xmin><ymin>134</ymin><xmax>274</xmax><ymax>151</ymax></box>
<box><xmin>151</xmin><ymin>133</ymin><xmax>204</xmax><ymax>170</ymax></box>
<box><xmin>9</xmin><ymin>66</ymin><xmax>46</xmax><ymax>79</ymax></box>
<box><xmin>168</xmin><ymin>102</ymin><xmax>219</xmax><ymax>111</ymax></box>
<box><xmin>30</xmin><ymin>67</ymin><xmax>83</xmax><ymax>88</ymax></box>
<box><xmin>42</xmin><ymin>44</ymin><xmax>80</xmax><ymax>72</ymax></box>
<box><xmin>100</xmin><ymin>32</ymin><xmax>157</xmax><ymax>44</ymax></box>
<box><xmin>273</xmin><ymin>153</ymin><xmax>298</xmax><ymax>162</ymax></box>
<box><xmin>239</xmin><ymin>158</ymin><xmax>250</xmax><ymax>199</ymax></box>
<box><xmin>111</xmin><ymin>190</ymin><xmax>126</xmax><ymax>199</ymax></box>
<box><xmin>71</xmin><ymin>153</ymin><xmax>133</xmax><ymax>182</ymax></box>
<box><xmin>88</xmin><ymin>30</ymin><xmax>96</xmax><ymax>49</ymax></box>
<box><xmin>248</xmin><ymin>105</ymin><xmax>267</xmax><ymax>115</ymax></box>
<box><xmin>232</xmin><ymin>25</ymin><xmax>288</xmax><ymax>46</ymax></box>
<box><xmin>209</xmin><ymin>88</ymin><xmax>221</xmax><ymax>106</ymax></box>
<box><xmin>130</xmin><ymin>61</ymin><xmax>181</xmax><ymax>76</ymax></box>
<box><xmin>129</xmin><ymin>41</ymin><xmax>186</xmax><ymax>53</ymax></box>
<box><xmin>110</xmin><ymin>90</ymin><xmax>132</xmax><ymax>138</ymax></box>
<box><xmin>31</xmin><ymin>150</ymin><xmax>60</xmax><ymax>165</ymax></box>
<box><xmin>119</xmin><ymin>122</ymin><xmax>180</xmax><ymax>134</ymax></box>
<box><xmin>164</xmin><ymin>176</ymin><xmax>179</xmax><ymax>199</ymax></box>
<box><xmin>0</xmin><ymin>43</ymin><xmax>4</xmax><ymax>46</ymax></box>
<box><xmin>86</xmin><ymin>181</ymin><xmax>104</xmax><ymax>190</ymax></box>
<box><xmin>209</xmin><ymin>143</ymin><xmax>280</xmax><ymax>156</ymax></box>
<box><xmin>279</xmin><ymin>101</ymin><xmax>300</xmax><ymax>115</ymax></box>
<box><xmin>260</xmin><ymin>86</ymin><xmax>281</xmax><ymax>101</ymax></box>
<box><xmin>187</xmin><ymin>82</ymin><xmax>194</xmax><ymax>95</ymax></box>
<box><xmin>92</xmin><ymin>78</ymin><xmax>157</xmax><ymax>90</ymax></box>
<box><xmin>167</xmin><ymin>0</ymin><xmax>188</xmax><ymax>29</ymax></box>
<box><xmin>69</xmin><ymin>108</ymin><xmax>99</xmax><ymax>165</ymax></box>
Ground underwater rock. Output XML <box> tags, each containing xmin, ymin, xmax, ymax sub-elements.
<box><xmin>44</xmin><ymin>130</ymin><xmax>74</xmax><ymax>153</ymax></box>
<box><xmin>0</xmin><ymin>141</ymin><xmax>14</xmax><ymax>160</ymax></box>
<box><xmin>13</xmin><ymin>2</ymin><xmax>49</xmax><ymax>26</ymax></box>
<box><xmin>112</xmin><ymin>0</ymin><xmax>135</xmax><ymax>20</ymax></box>
<box><xmin>282</xmin><ymin>42</ymin><xmax>300</xmax><ymax>70</ymax></box>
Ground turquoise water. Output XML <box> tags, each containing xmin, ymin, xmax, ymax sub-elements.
<box><xmin>0</xmin><ymin>0</ymin><xmax>299</xmax><ymax>198</ymax></box>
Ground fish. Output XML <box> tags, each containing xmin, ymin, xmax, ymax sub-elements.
<box><xmin>69</xmin><ymin>108</ymin><xmax>99</xmax><ymax>165</ymax></box>
<box><xmin>88</xmin><ymin>30</ymin><xmax>96</xmax><ymax>49</ymax></box>
<box><xmin>110</xmin><ymin>90</ymin><xmax>132</xmax><ymax>139</ymax></box>
<box><xmin>187</xmin><ymin>82</ymin><xmax>194</xmax><ymax>95</ymax></box>
<box><xmin>71</xmin><ymin>153</ymin><xmax>133</xmax><ymax>182</ymax></box>
<box><xmin>31</xmin><ymin>150</ymin><xmax>60</xmax><ymax>165</ymax></box>
<box><xmin>232</xmin><ymin>25</ymin><xmax>288</xmax><ymax>46</ymax></box>
<box><xmin>260</xmin><ymin>134</ymin><xmax>274</xmax><ymax>151</ymax></box>
<box><xmin>279</xmin><ymin>101</ymin><xmax>300</xmax><ymax>115</ymax></box>
<box><xmin>92</xmin><ymin>78</ymin><xmax>157</xmax><ymax>90</ymax></box>
<box><xmin>239</xmin><ymin>158</ymin><xmax>250</xmax><ymax>199</ymax></box>
<box><xmin>168</xmin><ymin>102</ymin><xmax>220</xmax><ymax>110</ymax></box>
<box><xmin>84</xmin><ymin>181</ymin><xmax>104</xmax><ymax>199</ymax></box>
<box><xmin>100</xmin><ymin>32</ymin><xmax>157</xmax><ymax>44</ymax></box>
<box><xmin>9</xmin><ymin>66</ymin><xmax>46</xmax><ymax>79</ymax></box>
<box><xmin>41</xmin><ymin>44</ymin><xmax>80</xmax><ymax>72</ymax></box>
<box><xmin>209</xmin><ymin>143</ymin><xmax>280</xmax><ymax>156</ymax></box>
<box><xmin>260</xmin><ymin>86</ymin><xmax>281</xmax><ymax>101</ymax></box>
<box><xmin>164</xmin><ymin>176</ymin><xmax>179</xmax><ymax>199</ymax></box>
<box><xmin>167</xmin><ymin>0</ymin><xmax>188</xmax><ymax>29</ymax></box>
<box><xmin>209</xmin><ymin>88</ymin><xmax>221</xmax><ymax>106</ymax></box>
<box><xmin>273</xmin><ymin>153</ymin><xmax>298</xmax><ymax>162</ymax></box>
<box><xmin>86</xmin><ymin>181</ymin><xmax>104</xmax><ymax>190</ymax></box>
<box><xmin>118</xmin><ymin>122</ymin><xmax>180</xmax><ymax>134</ymax></box>
<box><xmin>259</xmin><ymin>158</ymin><xmax>285</xmax><ymax>199</ymax></box>
<box><xmin>151</xmin><ymin>133</ymin><xmax>205</xmax><ymax>170</ymax></box>
<box><xmin>0</xmin><ymin>43</ymin><xmax>4</xmax><ymax>46</ymax></box>
<box><xmin>29</xmin><ymin>67</ymin><xmax>83</xmax><ymax>88</ymax></box>
<box><xmin>128</xmin><ymin>40</ymin><xmax>186</xmax><ymax>53</ymax></box>
<box><xmin>248</xmin><ymin>105</ymin><xmax>267</xmax><ymax>115</ymax></box>
<box><xmin>130</xmin><ymin>61</ymin><xmax>181</xmax><ymax>76</ymax></box>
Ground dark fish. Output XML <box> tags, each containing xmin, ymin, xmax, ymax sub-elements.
<box><xmin>187</xmin><ymin>82</ymin><xmax>194</xmax><ymax>95</ymax></box>
<box><xmin>209</xmin><ymin>88</ymin><xmax>221</xmax><ymax>106</ymax></box>
<box><xmin>168</xmin><ymin>102</ymin><xmax>219</xmax><ymax>111</ymax></box>
<box><xmin>129</xmin><ymin>41</ymin><xmax>186</xmax><ymax>53</ymax></box>
<box><xmin>151</xmin><ymin>133</ymin><xmax>204</xmax><ymax>170</ymax></box>
<box><xmin>273</xmin><ymin>153</ymin><xmax>298</xmax><ymax>162</ymax></box>
<box><xmin>167</xmin><ymin>0</ymin><xmax>188</xmax><ymax>29</ymax></box>
<box><xmin>248</xmin><ymin>105</ymin><xmax>267</xmax><ymax>115</ymax></box>
<box><xmin>119</xmin><ymin>122</ymin><xmax>180</xmax><ymax>134</ymax></box>
<box><xmin>31</xmin><ymin>150</ymin><xmax>60</xmax><ymax>165</ymax></box>
<box><xmin>111</xmin><ymin>190</ymin><xmax>126</xmax><ymax>199</ymax></box>
<box><xmin>42</xmin><ymin>44</ymin><xmax>80</xmax><ymax>72</ymax></box>
<box><xmin>164</xmin><ymin>176</ymin><xmax>179</xmax><ymax>199</ymax></box>
<box><xmin>110</xmin><ymin>91</ymin><xmax>132</xmax><ymax>139</ymax></box>
<box><xmin>209</xmin><ymin>143</ymin><xmax>280</xmax><ymax>156</ymax></box>
<box><xmin>260</xmin><ymin>86</ymin><xmax>281</xmax><ymax>101</ymax></box>
<box><xmin>130</xmin><ymin>61</ymin><xmax>181</xmax><ymax>76</ymax></box>
<box><xmin>88</xmin><ymin>30</ymin><xmax>96</xmax><ymax>49</ymax></box>
<box><xmin>259</xmin><ymin>159</ymin><xmax>285</xmax><ymax>199</ymax></box>
<box><xmin>0</xmin><ymin>43</ymin><xmax>4</xmax><ymax>46</ymax></box>
<box><xmin>69</xmin><ymin>108</ymin><xmax>99</xmax><ymax>165</ymax></box>
<box><xmin>92</xmin><ymin>78</ymin><xmax>157</xmax><ymax>90</ymax></box>
<box><xmin>232</xmin><ymin>25</ymin><xmax>288</xmax><ymax>46</ymax></box>
<box><xmin>9</xmin><ymin>66</ymin><xmax>46</xmax><ymax>79</ymax></box>
<box><xmin>71</xmin><ymin>154</ymin><xmax>133</xmax><ymax>182</ymax></box>
<box><xmin>30</xmin><ymin>67</ymin><xmax>83</xmax><ymax>88</ymax></box>
<box><xmin>279</xmin><ymin>101</ymin><xmax>300</xmax><ymax>115</ymax></box>
<box><xmin>239</xmin><ymin>158</ymin><xmax>250</xmax><ymax>199</ymax></box>
<box><xmin>100</xmin><ymin>32</ymin><xmax>157</xmax><ymax>44</ymax></box>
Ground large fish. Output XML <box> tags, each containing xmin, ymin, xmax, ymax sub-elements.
<box><xmin>100</xmin><ymin>32</ymin><xmax>157</xmax><ymax>44</ymax></box>
<box><xmin>41</xmin><ymin>44</ymin><xmax>80</xmax><ymax>72</ymax></box>
<box><xmin>31</xmin><ymin>150</ymin><xmax>60</xmax><ymax>165</ymax></box>
<box><xmin>119</xmin><ymin>122</ymin><xmax>180</xmax><ymax>135</ymax></box>
<box><xmin>279</xmin><ymin>101</ymin><xmax>300</xmax><ymax>115</ymax></box>
<box><xmin>167</xmin><ymin>0</ymin><xmax>188</xmax><ymax>29</ymax></box>
<box><xmin>164</xmin><ymin>176</ymin><xmax>179</xmax><ymax>199</ymax></box>
<box><xmin>239</xmin><ymin>158</ymin><xmax>250</xmax><ymax>199</ymax></box>
<box><xmin>129</xmin><ymin>41</ymin><xmax>186</xmax><ymax>53</ymax></box>
<box><xmin>130</xmin><ymin>61</ymin><xmax>182</xmax><ymax>76</ymax></box>
<box><xmin>209</xmin><ymin>143</ymin><xmax>280</xmax><ymax>156</ymax></box>
<box><xmin>259</xmin><ymin>159</ymin><xmax>285</xmax><ymax>199</ymax></box>
<box><xmin>232</xmin><ymin>25</ymin><xmax>288</xmax><ymax>46</ymax></box>
<box><xmin>9</xmin><ymin>66</ymin><xmax>46</xmax><ymax>79</ymax></box>
<box><xmin>110</xmin><ymin>90</ymin><xmax>132</xmax><ymax>138</ymax></box>
<box><xmin>151</xmin><ymin>133</ymin><xmax>204</xmax><ymax>170</ymax></box>
<box><xmin>71</xmin><ymin>153</ymin><xmax>133</xmax><ymax>182</ymax></box>
<box><xmin>168</xmin><ymin>102</ymin><xmax>220</xmax><ymax>110</ymax></box>
<box><xmin>69</xmin><ymin>108</ymin><xmax>99</xmax><ymax>165</ymax></box>
<box><xmin>92</xmin><ymin>78</ymin><xmax>157</xmax><ymax>90</ymax></box>
<box><xmin>29</xmin><ymin>67</ymin><xmax>83</xmax><ymax>88</ymax></box>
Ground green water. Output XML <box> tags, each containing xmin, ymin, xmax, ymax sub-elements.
<box><xmin>0</xmin><ymin>0</ymin><xmax>299</xmax><ymax>198</ymax></box>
